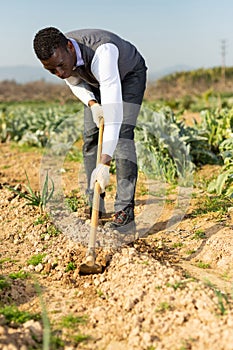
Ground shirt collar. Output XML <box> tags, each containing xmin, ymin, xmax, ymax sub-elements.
<box><xmin>68</xmin><ymin>37</ymin><xmax>84</xmax><ymax>68</ymax></box>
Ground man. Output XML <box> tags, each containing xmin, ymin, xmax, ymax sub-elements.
<box><xmin>33</xmin><ymin>27</ymin><xmax>147</xmax><ymax>233</ymax></box>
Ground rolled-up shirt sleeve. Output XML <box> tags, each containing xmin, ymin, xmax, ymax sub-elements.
<box><xmin>91</xmin><ymin>43</ymin><xmax>123</xmax><ymax>157</ymax></box>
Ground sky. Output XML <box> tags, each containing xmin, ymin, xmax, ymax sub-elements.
<box><xmin>1</xmin><ymin>0</ymin><xmax>233</xmax><ymax>76</ymax></box>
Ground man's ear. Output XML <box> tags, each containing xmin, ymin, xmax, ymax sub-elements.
<box><xmin>67</xmin><ymin>40</ymin><xmax>74</xmax><ymax>51</ymax></box>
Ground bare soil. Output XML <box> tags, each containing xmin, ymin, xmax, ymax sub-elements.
<box><xmin>1</xmin><ymin>143</ymin><xmax>233</xmax><ymax>350</ymax></box>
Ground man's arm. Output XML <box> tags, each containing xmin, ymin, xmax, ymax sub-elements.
<box><xmin>91</xmin><ymin>43</ymin><xmax>123</xmax><ymax>160</ymax></box>
<box><xmin>65</xmin><ymin>79</ymin><xmax>97</xmax><ymax>106</ymax></box>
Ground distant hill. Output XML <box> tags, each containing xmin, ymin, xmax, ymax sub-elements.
<box><xmin>145</xmin><ymin>66</ymin><xmax>233</xmax><ymax>100</ymax></box>
<box><xmin>148</xmin><ymin>64</ymin><xmax>194</xmax><ymax>81</ymax></box>
<box><xmin>0</xmin><ymin>65</ymin><xmax>60</xmax><ymax>84</ymax></box>
<box><xmin>0</xmin><ymin>64</ymin><xmax>193</xmax><ymax>84</ymax></box>
<box><xmin>1</xmin><ymin>65</ymin><xmax>233</xmax><ymax>102</ymax></box>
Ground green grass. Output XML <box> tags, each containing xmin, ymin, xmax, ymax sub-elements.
<box><xmin>0</xmin><ymin>257</ymin><xmax>13</xmax><ymax>265</ymax></box>
<box><xmin>186</xmin><ymin>249</ymin><xmax>196</xmax><ymax>255</ymax></box>
<box><xmin>65</xmin><ymin>262</ymin><xmax>76</xmax><ymax>272</ymax></box>
<box><xmin>6</xmin><ymin>170</ymin><xmax>54</xmax><ymax>214</ymax></box>
<box><xmin>191</xmin><ymin>194</ymin><xmax>232</xmax><ymax>217</ymax></box>
<box><xmin>65</xmin><ymin>192</ymin><xmax>87</xmax><ymax>212</ymax></box>
<box><xmin>204</xmin><ymin>279</ymin><xmax>229</xmax><ymax>315</ymax></box>
<box><xmin>196</xmin><ymin>261</ymin><xmax>211</xmax><ymax>269</ymax></box>
<box><xmin>33</xmin><ymin>213</ymin><xmax>50</xmax><ymax>226</ymax></box>
<box><xmin>10</xmin><ymin>142</ymin><xmax>44</xmax><ymax>153</ymax></box>
<box><xmin>60</xmin><ymin>314</ymin><xmax>88</xmax><ymax>328</ymax></box>
<box><xmin>0</xmin><ymin>276</ymin><xmax>10</xmax><ymax>290</ymax></box>
<box><xmin>172</xmin><ymin>242</ymin><xmax>184</xmax><ymax>248</ymax></box>
<box><xmin>166</xmin><ymin>281</ymin><xmax>186</xmax><ymax>290</ymax></box>
<box><xmin>46</xmin><ymin>225</ymin><xmax>60</xmax><ymax>237</ymax></box>
<box><xmin>155</xmin><ymin>301</ymin><xmax>171</xmax><ymax>313</ymax></box>
<box><xmin>96</xmin><ymin>289</ymin><xmax>104</xmax><ymax>297</ymax></box>
<box><xmin>0</xmin><ymin>305</ymin><xmax>40</xmax><ymax>325</ymax></box>
<box><xmin>27</xmin><ymin>253</ymin><xmax>46</xmax><ymax>266</ymax></box>
<box><xmin>191</xmin><ymin>229</ymin><xmax>206</xmax><ymax>240</ymax></box>
<box><xmin>9</xmin><ymin>271</ymin><xmax>29</xmax><ymax>279</ymax></box>
<box><xmin>71</xmin><ymin>334</ymin><xmax>91</xmax><ymax>345</ymax></box>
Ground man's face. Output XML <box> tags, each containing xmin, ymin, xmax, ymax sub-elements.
<box><xmin>41</xmin><ymin>41</ymin><xmax>76</xmax><ymax>79</ymax></box>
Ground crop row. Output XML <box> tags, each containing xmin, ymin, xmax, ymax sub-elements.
<box><xmin>0</xmin><ymin>101</ymin><xmax>233</xmax><ymax>196</ymax></box>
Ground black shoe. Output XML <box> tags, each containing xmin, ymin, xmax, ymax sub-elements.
<box><xmin>106</xmin><ymin>205</ymin><xmax>136</xmax><ymax>234</ymax></box>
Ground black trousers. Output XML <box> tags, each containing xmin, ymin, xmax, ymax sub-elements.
<box><xmin>83</xmin><ymin>59</ymin><xmax>147</xmax><ymax>212</ymax></box>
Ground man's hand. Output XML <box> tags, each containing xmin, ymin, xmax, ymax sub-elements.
<box><xmin>90</xmin><ymin>103</ymin><xmax>103</xmax><ymax>128</ymax></box>
<box><xmin>90</xmin><ymin>164</ymin><xmax>110</xmax><ymax>193</ymax></box>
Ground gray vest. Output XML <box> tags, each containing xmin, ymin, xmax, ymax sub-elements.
<box><xmin>65</xmin><ymin>29</ymin><xmax>145</xmax><ymax>87</ymax></box>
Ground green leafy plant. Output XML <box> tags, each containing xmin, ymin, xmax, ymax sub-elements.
<box><xmin>34</xmin><ymin>213</ymin><xmax>50</xmax><ymax>225</ymax></box>
<box><xmin>192</xmin><ymin>229</ymin><xmax>206</xmax><ymax>240</ymax></box>
<box><xmin>9</xmin><ymin>271</ymin><xmax>29</xmax><ymax>279</ymax></box>
<box><xmin>65</xmin><ymin>262</ymin><xmax>76</xmax><ymax>272</ymax></box>
<box><xmin>0</xmin><ymin>305</ymin><xmax>40</xmax><ymax>325</ymax></box>
<box><xmin>196</xmin><ymin>261</ymin><xmax>210</xmax><ymax>269</ymax></box>
<box><xmin>27</xmin><ymin>253</ymin><xmax>46</xmax><ymax>266</ymax></box>
<box><xmin>155</xmin><ymin>301</ymin><xmax>171</xmax><ymax>313</ymax></box>
<box><xmin>60</xmin><ymin>314</ymin><xmax>87</xmax><ymax>328</ymax></box>
<box><xmin>7</xmin><ymin>171</ymin><xmax>54</xmax><ymax>213</ymax></box>
<box><xmin>46</xmin><ymin>225</ymin><xmax>60</xmax><ymax>237</ymax></box>
<box><xmin>191</xmin><ymin>194</ymin><xmax>232</xmax><ymax>217</ymax></box>
<box><xmin>0</xmin><ymin>276</ymin><xmax>10</xmax><ymax>290</ymax></box>
<box><xmin>71</xmin><ymin>334</ymin><xmax>91</xmax><ymax>345</ymax></box>
<box><xmin>136</xmin><ymin>105</ymin><xmax>194</xmax><ymax>184</ymax></box>
<box><xmin>208</xmin><ymin>137</ymin><xmax>233</xmax><ymax>197</ymax></box>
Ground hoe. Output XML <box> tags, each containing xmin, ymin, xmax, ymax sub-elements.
<box><xmin>79</xmin><ymin>117</ymin><xmax>104</xmax><ymax>275</ymax></box>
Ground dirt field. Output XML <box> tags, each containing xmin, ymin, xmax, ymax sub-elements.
<box><xmin>1</xmin><ymin>143</ymin><xmax>233</xmax><ymax>350</ymax></box>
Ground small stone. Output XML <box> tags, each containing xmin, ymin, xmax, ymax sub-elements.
<box><xmin>35</xmin><ymin>263</ymin><xmax>43</xmax><ymax>272</ymax></box>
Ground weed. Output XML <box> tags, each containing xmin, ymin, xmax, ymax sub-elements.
<box><xmin>7</xmin><ymin>170</ymin><xmax>54</xmax><ymax>213</ymax></box>
<box><xmin>71</xmin><ymin>333</ymin><xmax>91</xmax><ymax>345</ymax></box>
<box><xmin>65</xmin><ymin>262</ymin><xmax>76</xmax><ymax>272</ymax></box>
<box><xmin>9</xmin><ymin>271</ymin><xmax>29</xmax><ymax>279</ymax></box>
<box><xmin>191</xmin><ymin>194</ymin><xmax>232</xmax><ymax>217</ymax></box>
<box><xmin>33</xmin><ymin>280</ymin><xmax>51</xmax><ymax>350</ymax></box>
<box><xmin>155</xmin><ymin>302</ymin><xmax>171</xmax><ymax>313</ymax></box>
<box><xmin>141</xmin><ymin>260</ymin><xmax>149</xmax><ymax>265</ymax></box>
<box><xmin>166</xmin><ymin>280</ymin><xmax>188</xmax><ymax>290</ymax></box>
<box><xmin>0</xmin><ymin>257</ymin><xmax>12</xmax><ymax>265</ymax></box>
<box><xmin>0</xmin><ymin>276</ymin><xmax>10</xmax><ymax>290</ymax></box>
<box><xmin>60</xmin><ymin>314</ymin><xmax>88</xmax><ymax>328</ymax></box>
<box><xmin>215</xmin><ymin>290</ymin><xmax>229</xmax><ymax>315</ymax></box>
<box><xmin>34</xmin><ymin>213</ymin><xmax>49</xmax><ymax>226</ymax></box>
<box><xmin>191</xmin><ymin>229</ymin><xmax>206</xmax><ymax>240</ymax></box>
<box><xmin>155</xmin><ymin>285</ymin><xmax>162</xmax><ymax>290</ymax></box>
<box><xmin>0</xmin><ymin>305</ymin><xmax>40</xmax><ymax>325</ymax></box>
<box><xmin>50</xmin><ymin>333</ymin><xmax>65</xmax><ymax>349</ymax></box>
<box><xmin>196</xmin><ymin>261</ymin><xmax>210</xmax><ymax>269</ymax></box>
<box><xmin>47</xmin><ymin>225</ymin><xmax>60</xmax><ymax>237</ymax></box>
<box><xmin>186</xmin><ymin>249</ymin><xmax>196</xmax><ymax>255</ymax></box>
<box><xmin>65</xmin><ymin>192</ymin><xmax>87</xmax><ymax>212</ymax></box>
<box><xmin>27</xmin><ymin>253</ymin><xmax>46</xmax><ymax>266</ymax></box>
<box><xmin>221</xmin><ymin>271</ymin><xmax>231</xmax><ymax>281</ymax></box>
<box><xmin>173</xmin><ymin>242</ymin><xmax>184</xmax><ymax>248</ymax></box>
<box><xmin>204</xmin><ymin>279</ymin><xmax>229</xmax><ymax>315</ymax></box>
<box><xmin>97</xmin><ymin>289</ymin><xmax>104</xmax><ymax>297</ymax></box>
<box><xmin>66</xmin><ymin>147</ymin><xmax>83</xmax><ymax>162</ymax></box>
<box><xmin>65</xmin><ymin>196</ymin><xmax>80</xmax><ymax>212</ymax></box>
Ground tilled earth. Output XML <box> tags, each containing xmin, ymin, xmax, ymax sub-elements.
<box><xmin>0</xmin><ymin>144</ymin><xmax>233</xmax><ymax>350</ymax></box>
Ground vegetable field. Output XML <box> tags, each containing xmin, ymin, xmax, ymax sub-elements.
<box><xmin>1</xmin><ymin>87</ymin><xmax>233</xmax><ymax>350</ymax></box>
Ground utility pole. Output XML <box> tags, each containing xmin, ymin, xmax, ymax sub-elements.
<box><xmin>220</xmin><ymin>39</ymin><xmax>227</xmax><ymax>86</ymax></box>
